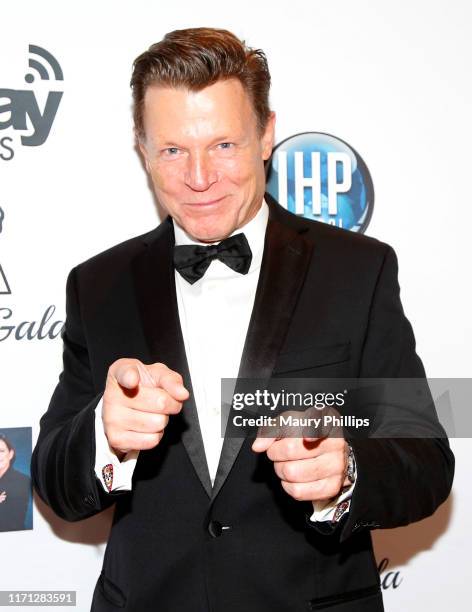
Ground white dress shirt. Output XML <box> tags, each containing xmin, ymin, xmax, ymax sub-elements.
<box><xmin>94</xmin><ymin>199</ymin><xmax>355</xmax><ymax>521</ymax></box>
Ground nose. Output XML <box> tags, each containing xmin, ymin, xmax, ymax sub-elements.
<box><xmin>184</xmin><ymin>151</ymin><xmax>218</xmax><ymax>192</ymax></box>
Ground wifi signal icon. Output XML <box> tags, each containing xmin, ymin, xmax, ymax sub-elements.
<box><xmin>24</xmin><ymin>45</ymin><xmax>64</xmax><ymax>84</ymax></box>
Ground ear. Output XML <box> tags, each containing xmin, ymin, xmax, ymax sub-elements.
<box><xmin>261</xmin><ymin>111</ymin><xmax>276</xmax><ymax>161</ymax></box>
<box><xmin>137</xmin><ymin>134</ymin><xmax>151</xmax><ymax>173</ymax></box>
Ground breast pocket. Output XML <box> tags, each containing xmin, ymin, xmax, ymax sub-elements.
<box><xmin>273</xmin><ymin>342</ymin><xmax>351</xmax><ymax>376</ymax></box>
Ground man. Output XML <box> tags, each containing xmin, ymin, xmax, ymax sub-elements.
<box><xmin>31</xmin><ymin>28</ymin><xmax>454</xmax><ymax>612</ymax></box>
<box><xmin>0</xmin><ymin>433</ymin><xmax>31</xmax><ymax>532</ymax></box>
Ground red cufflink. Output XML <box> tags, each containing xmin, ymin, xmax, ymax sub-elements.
<box><xmin>102</xmin><ymin>463</ymin><xmax>113</xmax><ymax>492</ymax></box>
<box><xmin>332</xmin><ymin>499</ymin><xmax>350</xmax><ymax>523</ymax></box>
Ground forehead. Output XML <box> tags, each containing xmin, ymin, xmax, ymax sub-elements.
<box><xmin>141</xmin><ymin>78</ymin><xmax>257</xmax><ymax>142</ymax></box>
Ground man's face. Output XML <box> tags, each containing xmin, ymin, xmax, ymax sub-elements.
<box><xmin>0</xmin><ymin>440</ymin><xmax>13</xmax><ymax>473</ymax></box>
<box><xmin>139</xmin><ymin>78</ymin><xmax>275</xmax><ymax>243</ymax></box>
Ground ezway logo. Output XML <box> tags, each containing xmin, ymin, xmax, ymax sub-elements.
<box><xmin>266</xmin><ymin>132</ymin><xmax>374</xmax><ymax>233</ymax></box>
<box><xmin>0</xmin><ymin>44</ymin><xmax>64</xmax><ymax>160</ymax></box>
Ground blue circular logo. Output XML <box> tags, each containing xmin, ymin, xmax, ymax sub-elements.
<box><xmin>266</xmin><ymin>132</ymin><xmax>374</xmax><ymax>233</ymax></box>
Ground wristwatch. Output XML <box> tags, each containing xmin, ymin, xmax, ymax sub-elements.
<box><xmin>346</xmin><ymin>444</ymin><xmax>356</xmax><ymax>484</ymax></box>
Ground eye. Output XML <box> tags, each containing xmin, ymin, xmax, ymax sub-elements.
<box><xmin>161</xmin><ymin>147</ymin><xmax>181</xmax><ymax>157</ymax></box>
<box><xmin>217</xmin><ymin>142</ymin><xmax>234</xmax><ymax>150</ymax></box>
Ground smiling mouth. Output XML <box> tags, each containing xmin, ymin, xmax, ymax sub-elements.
<box><xmin>184</xmin><ymin>195</ymin><xmax>227</xmax><ymax>207</ymax></box>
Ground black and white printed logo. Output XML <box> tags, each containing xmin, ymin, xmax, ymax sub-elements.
<box><xmin>0</xmin><ymin>44</ymin><xmax>64</xmax><ymax>160</ymax></box>
<box><xmin>0</xmin><ymin>206</ymin><xmax>11</xmax><ymax>295</ymax></box>
<box><xmin>0</xmin><ymin>205</ymin><xmax>64</xmax><ymax>341</ymax></box>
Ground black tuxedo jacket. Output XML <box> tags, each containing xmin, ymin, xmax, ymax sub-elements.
<box><xmin>32</xmin><ymin>193</ymin><xmax>454</xmax><ymax>612</ymax></box>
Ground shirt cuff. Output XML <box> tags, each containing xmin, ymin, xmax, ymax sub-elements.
<box><xmin>94</xmin><ymin>397</ymin><xmax>139</xmax><ymax>493</ymax></box>
<box><xmin>309</xmin><ymin>444</ymin><xmax>357</xmax><ymax>522</ymax></box>
<box><xmin>310</xmin><ymin>480</ymin><xmax>355</xmax><ymax>522</ymax></box>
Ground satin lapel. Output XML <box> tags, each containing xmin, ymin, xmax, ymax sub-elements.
<box><xmin>131</xmin><ymin>218</ymin><xmax>212</xmax><ymax>497</ymax></box>
<box><xmin>211</xmin><ymin>209</ymin><xmax>315</xmax><ymax>500</ymax></box>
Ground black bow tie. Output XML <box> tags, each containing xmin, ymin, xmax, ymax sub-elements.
<box><xmin>173</xmin><ymin>233</ymin><xmax>252</xmax><ymax>285</ymax></box>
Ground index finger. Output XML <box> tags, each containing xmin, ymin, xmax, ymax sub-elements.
<box><xmin>252</xmin><ymin>436</ymin><xmax>278</xmax><ymax>453</ymax></box>
<box><xmin>251</xmin><ymin>408</ymin><xmax>325</xmax><ymax>453</ymax></box>
<box><xmin>148</xmin><ymin>363</ymin><xmax>189</xmax><ymax>401</ymax></box>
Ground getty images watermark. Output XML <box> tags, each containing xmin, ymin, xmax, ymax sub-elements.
<box><xmin>230</xmin><ymin>388</ymin><xmax>369</xmax><ymax>434</ymax></box>
<box><xmin>221</xmin><ymin>378</ymin><xmax>468</xmax><ymax>439</ymax></box>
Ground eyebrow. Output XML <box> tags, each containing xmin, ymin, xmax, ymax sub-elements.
<box><xmin>158</xmin><ymin>135</ymin><xmax>239</xmax><ymax>149</ymax></box>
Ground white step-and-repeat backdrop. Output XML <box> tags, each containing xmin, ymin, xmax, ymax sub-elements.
<box><xmin>1</xmin><ymin>1</ymin><xmax>471</xmax><ymax>609</ymax></box>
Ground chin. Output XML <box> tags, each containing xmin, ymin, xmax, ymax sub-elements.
<box><xmin>183</xmin><ymin>215</ymin><xmax>236</xmax><ymax>243</ymax></box>
<box><xmin>191</xmin><ymin>226</ymin><xmax>233</xmax><ymax>243</ymax></box>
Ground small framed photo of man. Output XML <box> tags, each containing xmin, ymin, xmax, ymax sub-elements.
<box><xmin>0</xmin><ymin>427</ymin><xmax>32</xmax><ymax>532</ymax></box>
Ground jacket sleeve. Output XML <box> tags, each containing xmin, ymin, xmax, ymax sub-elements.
<box><xmin>31</xmin><ymin>265</ymin><xmax>129</xmax><ymax>522</ymax></box>
<box><xmin>306</xmin><ymin>245</ymin><xmax>455</xmax><ymax>543</ymax></box>
<box><xmin>338</xmin><ymin>245</ymin><xmax>455</xmax><ymax>543</ymax></box>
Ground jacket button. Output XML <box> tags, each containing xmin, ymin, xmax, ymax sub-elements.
<box><xmin>207</xmin><ymin>520</ymin><xmax>232</xmax><ymax>537</ymax></box>
<box><xmin>208</xmin><ymin>520</ymin><xmax>227</xmax><ymax>537</ymax></box>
